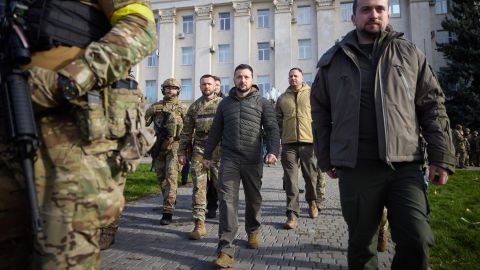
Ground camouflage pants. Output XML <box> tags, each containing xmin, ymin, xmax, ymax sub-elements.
<box><xmin>316</xmin><ymin>170</ymin><xmax>326</xmax><ymax>203</ymax></box>
<box><xmin>456</xmin><ymin>148</ymin><xmax>467</xmax><ymax>167</ymax></box>
<box><xmin>153</xmin><ymin>149</ymin><xmax>179</xmax><ymax>214</ymax></box>
<box><xmin>100</xmin><ymin>177</ymin><xmax>127</xmax><ymax>239</ymax></box>
<box><xmin>0</xmin><ymin>115</ymin><xmax>125</xmax><ymax>270</ymax></box>
<box><xmin>191</xmin><ymin>153</ymin><xmax>219</xmax><ymax>221</ymax></box>
<box><xmin>379</xmin><ymin>208</ymin><xmax>389</xmax><ymax>234</ymax></box>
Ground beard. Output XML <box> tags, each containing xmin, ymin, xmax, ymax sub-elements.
<box><xmin>236</xmin><ymin>86</ymin><xmax>250</xmax><ymax>92</ymax></box>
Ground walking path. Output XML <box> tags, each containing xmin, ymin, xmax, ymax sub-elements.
<box><xmin>101</xmin><ymin>165</ymin><xmax>394</xmax><ymax>269</ymax></box>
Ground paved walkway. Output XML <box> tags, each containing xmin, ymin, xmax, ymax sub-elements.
<box><xmin>101</xmin><ymin>165</ymin><xmax>394</xmax><ymax>269</ymax></box>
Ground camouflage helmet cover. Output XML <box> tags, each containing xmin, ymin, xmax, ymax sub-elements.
<box><xmin>161</xmin><ymin>78</ymin><xmax>181</xmax><ymax>95</ymax></box>
<box><xmin>161</xmin><ymin>78</ymin><xmax>181</xmax><ymax>89</ymax></box>
<box><xmin>465</xmin><ymin>128</ymin><xmax>470</xmax><ymax>133</ymax></box>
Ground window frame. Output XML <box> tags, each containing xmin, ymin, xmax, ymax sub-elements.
<box><xmin>181</xmin><ymin>47</ymin><xmax>193</xmax><ymax>65</ymax></box>
<box><xmin>257</xmin><ymin>42</ymin><xmax>270</xmax><ymax>61</ymax></box>
<box><xmin>257</xmin><ymin>9</ymin><xmax>270</xmax><ymax>28</ymax></box>
<box><xmin>183</xmin><ymin>15</ymin><xmax>194</xmax><ymax>34</ymax></box>
<box><xmin>180</xmin><ymin>79</ymin><xmax>193</xmax><ymax>101</ymax></box>
<box><xmin>340</xmin><ymin>2</ymin><xmax>353</xmax><ymax>22</ymax></box>
<box><xmin>257</xmin><ymin>75</ymin><xmax>271</xmax><ymax>98</ymax></box>
<box><xmin>297</xmin><ymin>5</ymin><xmax>312</xmax><ymax>25</ymax></box>
<box><xmin>219</xmin><ymin>12</ymin><xmax>231</xmax><ymax>31</ymax></box>
<box><xmin>218</xmin><ymin>44</ymin><xmax>231</xmax><ymax>64</ymax></box>
<box><xmin>298</xmin><ymin>39</ymin><xmax>312</xmax><ymax>60</ymax></box>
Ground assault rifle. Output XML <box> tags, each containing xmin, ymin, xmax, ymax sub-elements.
<box><xmin>149</xmin><ymin>111</ymin><xmax>172</xmax><ymax>159</ymax></box>
<box><xmin>0</xmin><ymin>1</ymin><xmax>43</xmax><ymax>232</ymax></box>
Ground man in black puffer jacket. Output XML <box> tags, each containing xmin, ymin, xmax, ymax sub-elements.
<box><xmin>203</xmin><ymin>64</ymin><xmax>280</xmax><ymax>268</ymax></box>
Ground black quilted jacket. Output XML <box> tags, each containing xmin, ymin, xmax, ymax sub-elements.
<box><xmin>203</xmin><ymin>86</ymin><xmax>280</xmax><ymax>163</ymax></box>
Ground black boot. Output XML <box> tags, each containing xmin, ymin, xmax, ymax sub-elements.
<box><xmin>160</xmin><ymin>213</ymin><xmax>173</xmax><ymax>225</ymax></box>
<box><xmin>206</xmin><ymin>209</ymin><xmax>217</xmax><ymax>219</ymax></box>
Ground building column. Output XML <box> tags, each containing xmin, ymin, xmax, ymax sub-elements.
<box><xmin>273</xmin><ymin>0</ymin><xmax>293</xmax><ymax>93</ymax></box>
<box><xmin>232</xmin><ymin>1</ymin><xmax>252</xmax><ymax>67</ymax></box>
<box><xmin>158</xmin><ymin>8</ymin><xmax>176</xmax><ymax>98</ymax></box>
<box><xmin>316</xmin><ymin>0</ymin><xmax>337</xmax><ymax>57</ymax></box>
<box><xmin>409</xmin><ymin>0</ymin><xmax>433</xmax><ymax>63</ymax></box>
<box><xmin>194</xmin><ymin>4</ymin><xmax>213</xmax><ymax>99</ymax></box>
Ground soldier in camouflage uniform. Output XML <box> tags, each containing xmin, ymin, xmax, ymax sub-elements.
<box><xmin>453</xmin><ymin>124</ymin><xmax>467</xmax><ymax>168</ymax></box>
<box><xmin>0</xmin><ymin>1</ymin><xmax>156</xmax><ymax>269</ymax></box>
<box><xmin>473</xmin><ymin>131</ymin><xmax>480</xmax><ymax>167</ymax></box>
<box><xmin>145</xmin><ymin>78</ymin><xmax>186</xmax><ymax>225</ymax></box>
<box><xmin>464</xmin><ymin>128</ymin><xmax>471</xmax><ymax>166</ymax></box>
<box><xmin>470</xmin><ymin>131</ymin><xmax>479</xmax><ymax>166</ymax></box>
<box><xmin>178</xmin><ymin>74</ymin><xmax>222</xmax><ymax>240</ymax></box>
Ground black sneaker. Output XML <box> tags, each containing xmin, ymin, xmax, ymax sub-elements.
<box><xmin>160</xmin><ymin>213</ymin><xmax>173</xmax><ymax>225</ymax></box>
<box><xmin>206</xmin><ymin>210</ymin><xmax>217</xmax><ymax>219</ymax></box>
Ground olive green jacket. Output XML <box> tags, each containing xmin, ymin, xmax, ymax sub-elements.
<box><xmin>311</xmin><ymin>29</ymin><xmax>456</xmax><ymax>173</ymax></box>
<box><xmin>276</xmin><ymin>83</ymin><xmax>313</xmax><ymax>144</ymax></box>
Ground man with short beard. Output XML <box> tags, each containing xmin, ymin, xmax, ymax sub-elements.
<box><xmin>311</xmin><ymin>0</ymin><xmax>455</xmax><ymax>269</ymax></box>
<box><xmin>203</xmin><ymin>64</ymin><xmax>280</xmax><ymax>268</ymax></box>
<box><xmin>178</xmin><ymin>74</ymin><xmax>222</xmax><ymax>239</ymax></box>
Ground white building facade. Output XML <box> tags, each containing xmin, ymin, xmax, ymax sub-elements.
<box><xmin>135</xmin><ymin>0</ymin><xmax>451</xmax><ymax>104</ymax></box>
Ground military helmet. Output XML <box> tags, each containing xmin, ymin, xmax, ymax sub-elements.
<box><xmin>455</xmin><ymin>124</ymin><xmax>463</xmax><ymax>130</ymax></box>
<box><xmin>465</xmin><ymin>128</ymin><xmax>470</xmax><ymax>133</ymax></box>
<box><xmin>473</xmin><ymin>131</ymin><xmax>478</xmax><ymax>136</ymax></box>
<box><xmin>161</xmin><ymin>78</ymin><xmax>181</xmax><ymax>96</ymax></box>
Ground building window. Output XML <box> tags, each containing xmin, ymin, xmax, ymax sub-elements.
<box><xmin>257</xmin><ymin>9</ymin><xmax>270</xmax><ymax>28</ymax></box>
<box><xmin>389</xmin><ymin>0</ymin><xmax>401</xmax><ymax>17</ymax></box>
<box><xmin>257</xmin><ymin>75</ymin><xmax>270</xmax><ymax>97</ymax></box>
<box><xmin>257</xmin><ymin>42</ymin><xmax>270</xmax><ymax>61</ymax></box>
<box><xmin>181</xmin><ymin>47</ymin><xmax>193</xmax><ymax>65</ymax></box>
<box><xmin>303</xmin><ymin>73</ymin><xmax>313</xmax><ymax>86</ymax></box>
<box><xmin>219</xmin><ymin>12</ymin><xmax>231</xmax><ymax>31</ymax></box>
<box><xmin>436</xmin><ymin>30</ymin><xmax>452</xmax><ymax>44</ymax></box>
<box><xmin>147</xmin><ymin>51</ymin><xmax>158</xmax><ymax>67</ymax></box>
<box><xmin>435</xmin><ymin>0</ymin><xmax>448</xmax><ymax>14</ymax></box>
<box><xmin>218</xmin><ymin>44</ymin><xmax>231</xmax><ymax>64</ymax></box>
<box><xmin>180</xmin><ymin>79</ymin><xmax>193</xmax><ymax>100</ymax></box>
<box><xmin>183</xmin><ymin>15</ymin><xmax>194</xmax><ymax>33</ymax></box>
<box><xmin>220</xmin><ymin>77</ymin><xmax>231</xmax><ymax>95</ymax></box>
<box><xmin>340</xmin><ymin>2</ymin><xmax>353</xmax><ymax>22</ymax></box>
<box><xmin>297</xmin><ymin>5</ymin><xmax>311</xmax><ymax>25</ymax></box>
<box><xmin>298</xmin><ymin>39</ymin><xmax>312</xmax><ymax>59</ymax></box>
<box><xmin>145</xmin><ymin>80</ymin><xmax>157</xmax><ymax>102</ymax></box>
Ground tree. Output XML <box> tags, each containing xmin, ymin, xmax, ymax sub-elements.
<box><xmin>437</xmin><ymin>0</ymin><xmax>480</xmax><ymax>130</ymax></box>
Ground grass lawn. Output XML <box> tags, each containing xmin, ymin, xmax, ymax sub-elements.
<box><xmin>124</xmin><ymin>163</ymin><xmax>191</xmax><ymax>202</ymax></box>
<box><xmin>428</xmin><ymin>169</ymin><xmax>480</xmax><ymax>270</ymax></box>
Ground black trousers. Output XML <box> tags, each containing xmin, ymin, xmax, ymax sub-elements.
<box><xmin>338</xmin><ymin>160</ymin><xmax>433</xmax><ymax>270</ymax></box>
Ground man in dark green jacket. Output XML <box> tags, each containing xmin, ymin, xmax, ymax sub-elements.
<box><xmin>311</xmin><ymin>0</ymin><xmax>455</xmax><ymax>269</ymax></box>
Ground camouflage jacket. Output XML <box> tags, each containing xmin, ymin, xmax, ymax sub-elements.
<box><xmin>453</xmin><ymin>129</ymin><xmax>466</xmax><ymax>151</ymax></box>
<box><xmin>145</xmin><ymin>97</ymin><xmax>186</xmax><ymax>147</ymax></box>
<box><xmin>178</xmin><ymin>95</ymin><xmax>222</xmax><ymax>158</ymax></box>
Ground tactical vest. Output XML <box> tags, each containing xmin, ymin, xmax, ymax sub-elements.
<box><xmin>150</xmin><ymin>99</ymin><xmax>185</xmax><ymax>150</ymax></box>
<box><xmin>25</xmin><ymin>0</ymin><xmax>111</xmax><ymax>52</ymax></box>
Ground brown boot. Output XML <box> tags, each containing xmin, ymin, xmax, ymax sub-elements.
<box><xmin>247</xmin><ymin>232</ymin><xmax>260</xmax><ymax>249</ymax></box>
<box><xmin>308</xmin><ymin>201</ymin><xmax>318</xmax><ymax>218</ymax></box>
<box><xmin>377</xmin><ymin>230</ymin><xmax>389</xmax><ymax>252</ymax></box>
<box><xmin>99</xmin><ymin>232</ymin><xmax>116</xmax><ymax>250</ymax></box>
<box><xmin>213</xmin><ymin>252</ymin><xmax>234</xmax><ymax>268</ymax></box>
<box><xmin>189</xmin><ymin>220</ymin><xmax>207</xmax><ymax>240</ymax></box>
<box><xmin>284</xmin><ymin>214</ymin><xmax>298</xmax><ymax>229</ymax></box>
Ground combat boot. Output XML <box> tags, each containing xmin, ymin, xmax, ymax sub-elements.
<box><xmin>189</xmin><ymin>220</ymin><xmax>207</xmax><ymax>240</ymax></box>
<box><xmin>99</xmin><ymin>232</ymin><xmax>116</xmax><ymax>250</ymax></box>
<box><xmin>308</xmin><ymin>201</ymin><xmax>318</xmax><ymax>218</ymax></box>
<box><xmin>247</xmin><ymin>232</ymin><xmax>260</xmax><ymax>249</ymax></box>
<box><xmin>377</xmin><ymin>230</ymin><xmax>389</xmax><ymax>252</ymax></box>
<box><xmin>206</xmin><ymin>209</ymin><xmax>217</xmax><ymax>219</ymax></box>
<box><xmin>284</xmin><ymin>214</ymin><xmax>298</xmax><ymax>230</ymax></box>
<box><xmin>160</xmin><ymin>213</ymin><xmax>173</xmax><ymax>225</ymax></box>
<box><xmin>213</xmin><ymin>252</ymin><xmax>234</xmax><ymax>268</ymax></box>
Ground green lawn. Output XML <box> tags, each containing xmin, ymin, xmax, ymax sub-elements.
<box><xmin>124</xmin><ymin>163</ymin><xmax>191</xmax><ymax>202</ymax></box>
<box><xmin>124</xmin><ymin>165</ymin><xmax>480</xmax><ymax>268</ymax></box>
<box><xmin>428</xmin><ymin>170</ymin><xmax>480</xmax><ymax>270</ymax></box>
